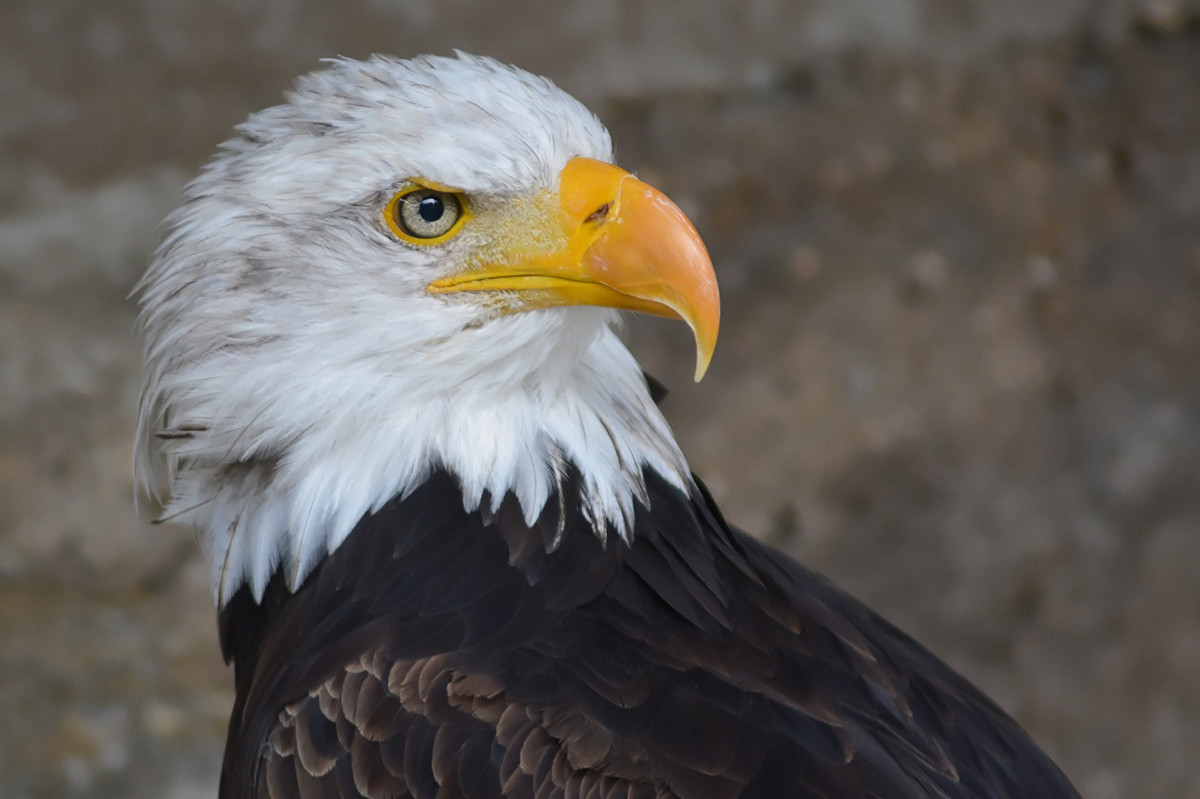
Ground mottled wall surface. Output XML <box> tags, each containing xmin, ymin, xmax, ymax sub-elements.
<box><xmin>2</xmin><ymin>1</ymin><xmax>1199</xmax><ymax>797</ymax></box>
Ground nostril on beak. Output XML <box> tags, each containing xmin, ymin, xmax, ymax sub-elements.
<box><xmin>585</xmin><ymin>203</ymin><xmax>610</xmax><ymax>225</ymax></box>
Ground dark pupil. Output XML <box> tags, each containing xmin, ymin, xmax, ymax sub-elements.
<box><xmin>418</xmin><ymin>195</ymin><xmax>444</xmax><ymax>222</ymax></box>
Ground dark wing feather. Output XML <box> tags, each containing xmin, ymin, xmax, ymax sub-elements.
<box><xmin>219</xmin><ymin>469</ymin><xmax>1079</xmax><ymax>799</ymax></box>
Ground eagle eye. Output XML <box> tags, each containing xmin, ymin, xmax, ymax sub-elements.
<box><xmin>386</xmin><ymin>186</ymin><xmax>467</xmax><ymax>244</ymax></box>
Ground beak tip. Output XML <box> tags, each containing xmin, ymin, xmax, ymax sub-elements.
<box><xmin>691</xmin><ymin>331</ymin><xmax>716</xmax><ymax>382</ymax></box>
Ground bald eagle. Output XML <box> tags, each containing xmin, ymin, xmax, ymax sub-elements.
<box><xmin>136</xmin><ymin>54</ymin><xmax>1079</xmax><ymax>799</ymax></box>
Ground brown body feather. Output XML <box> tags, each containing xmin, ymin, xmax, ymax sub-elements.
<box><xmin>218</xmin><ymin>468</ymin><xmax>1078</xmax><ymax>799</ymax></box>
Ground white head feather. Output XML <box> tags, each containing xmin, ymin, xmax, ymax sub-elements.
<box><xmin>135</xmin><ymin>53</ymin><xmax>692</xmax><ymax>605</ymax></box>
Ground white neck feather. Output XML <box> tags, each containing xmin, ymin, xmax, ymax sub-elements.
<box><xmin>141</xmin><ymin>309</ymin><xmax>689</xmax><ymax>605</ymax></box>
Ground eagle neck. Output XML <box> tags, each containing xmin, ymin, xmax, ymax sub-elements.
<box><xmin>166</xmin><ymin>325</ymin><xmax>691</xmax><ymax>606</ymax></box>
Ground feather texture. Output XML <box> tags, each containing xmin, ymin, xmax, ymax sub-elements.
<box><xmin>218</xmin><ymin>469</ymin><xmax>1079</xmax><ymax>799</ymax></box>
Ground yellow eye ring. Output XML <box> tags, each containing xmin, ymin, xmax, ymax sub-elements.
<box><xmin>384</xmin><ymin>184</ymin><xmax>469</xmax><ymax>245</ymax></box>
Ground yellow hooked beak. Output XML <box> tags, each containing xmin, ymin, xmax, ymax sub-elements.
<box><xmin>427</xmin><ymin>157</ymin><xmax>720</xmax><ymax>381</ymax></box>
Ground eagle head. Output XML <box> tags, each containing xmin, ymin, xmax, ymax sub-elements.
<box><xmin>135</xmin><ymin>53</ymin><xmax>719</xmax><ymax>603</ymax></box>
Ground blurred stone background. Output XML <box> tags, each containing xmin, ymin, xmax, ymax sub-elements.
<box><xmin>2</xmin><ymin>0</ymin><xmax>1199</xmax><ymax>796</ymax></box>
